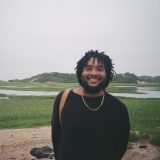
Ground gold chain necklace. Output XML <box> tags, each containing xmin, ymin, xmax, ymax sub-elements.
<box><xmin>81</xmin><ymin>92</ymin><xmax>105</xmax><ymax>112</ymax></box>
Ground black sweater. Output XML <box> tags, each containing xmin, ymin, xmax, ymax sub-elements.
<box><xmin>52</xmin><ymin>90</ymin><xmax>130</xmax><ymax>160</ymax></box>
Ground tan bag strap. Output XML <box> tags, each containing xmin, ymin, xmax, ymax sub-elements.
<box><xmin>59</xmin><ymin>89</ymin><xmax>70</xmax><ymax>123</ymax></box>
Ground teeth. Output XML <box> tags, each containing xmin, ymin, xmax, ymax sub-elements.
<box><xmin>90</xmin><ymin>78</ymin><xmax>99</xmax><ymax>80</ymax></box>
<box><xmin>90</xmin><ymin>79</ymin><xmax>98</xmax><ymax>82</ymax></box>
<box><xmin>86</xmin><ymin>77</ymin><xmax>100</xmax><ymax>81</ymax></box>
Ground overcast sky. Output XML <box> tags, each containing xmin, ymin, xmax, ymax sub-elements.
<box><xmin>0</xmin><ymin>0</ymin><xmax>160</xmax><ymax>81</ymax></box>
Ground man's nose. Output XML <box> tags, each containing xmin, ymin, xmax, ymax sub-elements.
<box><xmin>90</xmin><ymin>69</ymin><xmax>98</xmax><ymax>75</ymax></box>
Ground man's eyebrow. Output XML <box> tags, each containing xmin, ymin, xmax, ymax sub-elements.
<box><xmin>85</xmin><ymin>64</ymin><xmax>92</xmax><ymax>67</ymax></box>
<box><xmin>96</xmin><ymin>63</ymin><xmax>105</xmax><ymax>68</ymax></box>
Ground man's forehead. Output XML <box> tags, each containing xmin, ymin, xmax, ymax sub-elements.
<box><xmin>87</xmin><ymin>57</ymin><xmax>104</xmax><ymax>66</ymax></box>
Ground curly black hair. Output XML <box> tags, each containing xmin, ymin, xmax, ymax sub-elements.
<box><xmin>75</xmin><ymin>50</ymin><xmax>114</xmax><ymax>88</ymax></box>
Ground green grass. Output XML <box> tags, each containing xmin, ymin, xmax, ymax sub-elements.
<box><xmin>0</xmin><ymin>82</ymin><xmax>142</xmax><ymax>93</ymax></box>
<box><xmin>107</xmin><ymin>86</ymin><xmax>138</xmax><ymax>93</ymax></box>
<box><xmin>1</xmin><ymin>81</ymin><xmax>159</xmax><ymax>93</ymax></box>
<box><xmin>0</xmin><ymin>82</ymin><xmax>79</xmax><ymax>91</ymax></box>
<box><xmin>0</xmin><ymin>96</ymin><xmax>54</xmax><ymax>128</ymax></box>
<box><xmin>119</xmin><ymin>97</ymin><xmax>160</xmax><ymax>145</ymax></box>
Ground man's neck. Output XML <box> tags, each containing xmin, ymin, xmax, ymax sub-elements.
<box><xmin>82</xmin><ymin>88</ymin><xmax>104</xmax><ymax>97</ymax></box>
<box><xmin>73</xmin><ymin>88</ymin><xmax>104</xmax><ymax>97</ymax></box>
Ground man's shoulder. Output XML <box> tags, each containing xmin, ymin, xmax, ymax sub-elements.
<box><xmin>105</xmin><ymin>92</ymin><xmax>129</xmax><ymax>117</ymax></box>
<box><xmin>55</xmin><ymin>90</ymin><xmax>64</xmax><ymax>99</ymax></box>
<box><xmin>105</xmin><ymin>91</ymin><xmax>126</xmax><ymax>107</ymax></box>
<box><xmin>55</xmin><ymin>89</ymin><xmax>73</xmax><ymax>101</ymax></box>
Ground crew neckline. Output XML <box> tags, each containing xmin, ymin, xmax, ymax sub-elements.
<box><xmin>70</xmin><ymin>89</ymin><xmax>106</xmax><ymax>98</ymax></box>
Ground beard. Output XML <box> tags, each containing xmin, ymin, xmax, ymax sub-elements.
<box><xmin>80</xmin><ymin>77</ymin><xmax>107</xmax><ymax>94</ymax></box>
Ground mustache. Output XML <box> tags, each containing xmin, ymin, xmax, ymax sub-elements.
<box><xmin>80</xmin><ymin>77</ymin><xmax>107</xmax><ymax>93</ymax></box>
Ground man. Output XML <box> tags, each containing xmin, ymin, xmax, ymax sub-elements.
<box><xmin>52</xmin><ymin>50</ymin><xmax>130</xmax><ymax>160</ymax></box>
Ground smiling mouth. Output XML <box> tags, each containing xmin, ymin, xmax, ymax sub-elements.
<box><xmin>90</xmin><ymin>78</ymin><xmax>99</xmax><ymax>82</ymax></box>
<box><xmin>87</xmin><ymin>77</ymin><xmax>101</xmax><ymax>84</ymax></box>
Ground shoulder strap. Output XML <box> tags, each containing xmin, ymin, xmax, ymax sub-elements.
<box><xmin>59</xmin><ymin>89</ymin><xmax>70</xmax><ymax>123</ymax></box>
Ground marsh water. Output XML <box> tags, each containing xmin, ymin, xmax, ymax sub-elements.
<box><xmin>0</xmin><ymin>87</ymin><xmax>160</xmax><ymax>98</ymax></box>
<box><xmin>111</xmin><ymin>86</ymin><xmax>160</xmax><ymax>98</ymax></box>
<box><xmin>0</xmin><ymin>89</ymin><xmax>59</xmax><ymax>96</ymax></box>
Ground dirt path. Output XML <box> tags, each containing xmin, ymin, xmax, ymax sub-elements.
<box><xmin>0</xmin><ymin>126</ymin><xmax>159</xmax><ymax>160</ymax></box>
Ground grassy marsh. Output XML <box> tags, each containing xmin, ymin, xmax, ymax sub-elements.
<box><xmin>0</xmin><ymin>96</ymin><xmax>53</xmax><ymax>128</ymax></box>
<box><xmin>120</xmin><ymin>97</ymin><xmax>160</xmax><ymax>145</ymax></box>
<box><xmin>0</xmin><ymin>82</ymin><xmax>160</xmax><ymax>146</ymax></box>
<box><xmin>0</xmin><ymin>81</ymin><xmax>154</xmax><ymax>93</ymax></box>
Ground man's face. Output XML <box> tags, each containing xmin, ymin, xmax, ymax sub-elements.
<box><xmin>81</xmin><ymin>57</ymin><xmax>107</xmax><ymax>93</ymax></box>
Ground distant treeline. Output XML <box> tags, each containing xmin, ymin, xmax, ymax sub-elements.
<box><xmin>9</xmin><ymin>72</ymin><xmax>160</xmax><ymax>83</ymax></box>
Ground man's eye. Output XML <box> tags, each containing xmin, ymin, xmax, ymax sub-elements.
<box><xmin>97</xmin><ymin>68</ymin><xmax>105</xmax><ymax>71</ymax></box>
<box><xmin>85</xmin><ymin>67</ymin><xmax>92</xmax><ymax>71</ymax></box>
